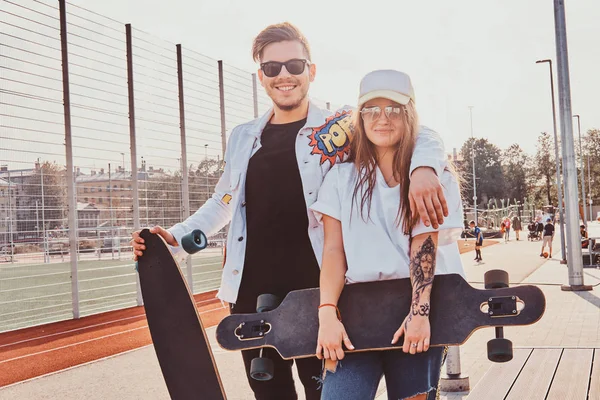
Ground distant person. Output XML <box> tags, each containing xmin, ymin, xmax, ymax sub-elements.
<box><xmin>540</xmin><ymin>218</ymin><xmax>555</xmax><ymax>258</ymax></box>
<box><xmin>503</xmin><ymin>217</ymin><xmax>511</xmax><ymax>242</ymax></box>
<box><xmin>470</xmin><ymin>220</ymin><xmax>483</xmax><ymax>262</ymax></box>
<box><xmin>535</xmin><ymin>217</ymin><xmax>544</xmax><ymax>240</ymax></box>
<box><xmin>512</xmin><ymin>215</ymin><xmax>522</xmax><ymax>241</ymax></box>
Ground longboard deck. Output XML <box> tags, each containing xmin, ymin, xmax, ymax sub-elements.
<box><xmin>138</xmin><ymin>229</ymin><xmax>226</xmax><ymax>400</ymax></box>
<box><xmin>216</xmin><ymin>274</ymin><xmax>545</xmax><ymax>360</ymax></box>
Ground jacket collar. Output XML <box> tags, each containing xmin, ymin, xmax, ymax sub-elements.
<box><xmin>245</xmin><ymin>99</ymin><xmax>330</xmax><ymax>137</ymax></box>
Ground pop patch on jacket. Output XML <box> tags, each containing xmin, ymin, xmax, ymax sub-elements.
<box><xmin>308</xmin><ymin>110</ymin><xmax>352</xmax><ymax>165</ymax></box>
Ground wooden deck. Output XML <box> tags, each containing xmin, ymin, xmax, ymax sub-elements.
<box><xmin>467</xmin><ymin>347</ymin><xmax>600</xmax><ymax>399</ymax></box>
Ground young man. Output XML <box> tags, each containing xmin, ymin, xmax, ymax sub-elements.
<box><xmin>131</xmin><ymin>23</ymin><xmax>449</xmax><ymax>400</ymax></box>
<box><xmin>541</xmin><ymin>218</ymin><xmax>555</xmax><ymax>257</ymax></box>
<box><xmin>470</xmin><ymin>220</ymin><xmax>483</xmax><ymax>262</ymax></box>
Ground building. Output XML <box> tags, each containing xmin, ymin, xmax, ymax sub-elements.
<box><xmin>0</xmin><ymin>177</ymin><xmax>17</xmax><ymax>248</ymax></box>
<box><xmin>75</xmin><ymin>162</ymin><xmax>169</xmax><ymax>226</ymax></box>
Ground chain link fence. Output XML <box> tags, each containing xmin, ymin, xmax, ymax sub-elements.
<box><xmin>0</xmin><ymin>0</ymin><xmax>332</xmax><ymax>333</ymax></box>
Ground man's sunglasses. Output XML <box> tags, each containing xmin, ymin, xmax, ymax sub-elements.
<box><xmin>260</xmin><ymin>59</ymin><xmax>310</xmax><ymax>78</ymax></box>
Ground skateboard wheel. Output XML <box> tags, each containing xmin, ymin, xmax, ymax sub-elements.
<box><xmin>487</xmin><ymin>338</ymin><xmax>513</xmax><ymax>363</ymax></box>
<box><xmin>256</xmin><ymin>294</ymin><xmax>281</xmax><ymax>313</ymax></box>
<box><xmin>181</xmin><ymin>229</ymin><xmax>208</xmax><ymax>254</ymax></box>
<box><xmin>250</xmin><ymin>357</ymin><xmax>274</xmax><ymax>381</ymax></box>
<box><xmin>484</xmin><ymin>269</ymin><xmax>509</xmax><ymax>289</ymax></box>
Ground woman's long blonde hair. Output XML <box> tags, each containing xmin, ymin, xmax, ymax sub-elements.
<box><xmin>347</xmin><ymin>100</ymin><xmax>420</xmax><ymax>235</ymax></box>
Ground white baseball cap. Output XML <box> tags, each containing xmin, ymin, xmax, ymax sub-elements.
<box><xmin>358</xmin><ymin>69</ymin><xmax>415</xmax><ymax>107</ymax></box>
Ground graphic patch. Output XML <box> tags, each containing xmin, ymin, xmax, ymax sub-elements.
<box><xmin>222</xmin><ymin>194</ymin><xmax>232</xmax><ymax>205</ymax></box>
<box><xmin>308</xmin><ymin>110</ymin><xmax>353</xmax><ymax>165</ymax></box>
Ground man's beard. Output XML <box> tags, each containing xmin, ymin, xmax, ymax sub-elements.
<box><xmin>270</xmin><ymin>83</ymin><xmax>308</xmax><ymax>111</ymax></box>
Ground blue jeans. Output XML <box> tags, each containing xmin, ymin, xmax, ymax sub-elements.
<box><xmin>320</xmin><ymin>347</ymin><xmax>446</xmax><ymax>400</ymax></box>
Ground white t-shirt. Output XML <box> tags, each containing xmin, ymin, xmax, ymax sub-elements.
<box><xmin>310</xmin><ymin>161</ymin><xmax>465</xmax><ymax>284</ymax></box>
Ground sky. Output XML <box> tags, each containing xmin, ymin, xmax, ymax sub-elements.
<box><xmin>2</xmin><ymin>0</ymin><xmax>599</xmax><ymax>176</ymax></box>
<box><xmin>72</xmin><ymin>0</ymin><xmax>600</xmax><ymax>156</ymax></box>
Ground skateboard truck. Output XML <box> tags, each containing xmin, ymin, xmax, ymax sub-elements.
<box><xmin>235</xmin><ymin>320</ymin><xmax>271</xmax><ymax>341</ymax></box>
<box><xmin>484</xmin><ymin>270</ymin><xmax>514</xmax><ymax>363</ymax></box>
<box><xmin>249</xmin><ymin>294</ymin><xmax>281</xmax><ymax>381</ymax></box>
<box><xmin>481</xmin><ymin>296</ymin><xmax>523</xmax><ymax>317</ymax></box>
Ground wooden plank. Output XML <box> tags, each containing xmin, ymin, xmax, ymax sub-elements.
<box><xmin>466</xmin><ymin>348</ymin><xmax>532</xmax><ymax>400</ymax></box>
<box><xmin>546</xmin><ymin>348</ymin><xmax>594</xmax><ymax>400</ymax></box>
<box><xmin>505</xmin><ymin>348</ymin><xmax>561</xmax><ymax>400</ymax></box>
<box><xmin>589</xmin><ymin>349</ymin><xmax>600</xmax><ymax>400</ymax></box>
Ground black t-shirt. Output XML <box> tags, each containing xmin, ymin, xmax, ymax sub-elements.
<box><xmin>235</xmin><ymin>118</ymin><xmax>320</xmax><ymax>311</ymax></box>
<box><xmin>543</xmin><ymin>223</ymin><xmax>555</xmax><ymax>237</ymax></box>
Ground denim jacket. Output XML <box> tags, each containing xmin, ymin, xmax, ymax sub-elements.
<box><xmin>168</xmin><ymin>101</ymin><xmax>445</xmax><ymax>303</ymax></box>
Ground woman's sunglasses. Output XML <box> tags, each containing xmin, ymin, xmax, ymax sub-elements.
<box><xmin>260</xmin><ymin>59</ymin><xmax>310</xmax><ymax>78</ymax></box>
<box><xmin>360</xmin><ymin>106</ymin><xmax>404</xmax><ymax>122</ymax></box>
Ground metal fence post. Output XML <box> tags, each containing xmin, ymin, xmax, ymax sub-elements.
<box><xmin>553</xmin><ymin>0</ymin><xmax>591</xmax><ymax>291</ymax></box>
<box><xmin>177</xmin><ymin>44</ymin><xmax>193</xmax><ymax>291</ymax></box>
<box><xmin>218</xmin><ymin>61</ymin><xmax>227</xmax><ymax>160</ymax></box>
<box><xmin>439</xmin><ymin>346</ymin><xmax>470</xmax><ymax>392</ymax></box>
<box><xmin>252</xmin><ymin>73</ymin><xmax>259</xmax><ymax>119</ymax></box>
<box><xmin>126</xmin><ymin>23</ymin><xmax>143</xmax><ymax>305</ymax></box>
<box><xmin>58</xmin><ymin>0</ymin><xmax>79</xmax><ymax>319</ymax></box>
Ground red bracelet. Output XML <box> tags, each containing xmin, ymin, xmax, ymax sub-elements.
<box><xmin>318</xmin><ymin>303</ymin><xmax>342</xmax><ymax>321</ymax></box>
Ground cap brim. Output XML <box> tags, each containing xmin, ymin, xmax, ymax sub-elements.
<box><xmin>358</xmin><ymin>90</ymin><xmax>412</xmax><ymax>107</ymax></box>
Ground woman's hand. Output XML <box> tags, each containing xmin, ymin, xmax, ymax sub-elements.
<box><xmin>392</xmin><ymin>312</ymin><xmax>431</xmax><ymax>355</ymax></box>
<box><xmin>316</xmin><ymin>308</ymin><xmax>354</xmax><ymax>361</ymax></box>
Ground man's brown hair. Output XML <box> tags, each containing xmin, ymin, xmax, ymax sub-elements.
<box><xmin>252</xmin><ymin>22</ymin><xmax>311</xmax><ymax>62</ymax></box>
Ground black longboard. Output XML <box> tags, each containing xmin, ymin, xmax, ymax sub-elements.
<box><xmin>137</xmin><ymin>228</ymin><xmax>226</xmax><ymax>400</ymax></box>
<box><xmin>216</xmin><ymin>273</ymin><xmax>545</xmax><ymax>360</ymax></box>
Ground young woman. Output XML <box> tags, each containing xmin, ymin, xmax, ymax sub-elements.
<box><xmin>310</xmin><ymin>70</ymin><xmax>465</xmax><ymax>400</ymax></box>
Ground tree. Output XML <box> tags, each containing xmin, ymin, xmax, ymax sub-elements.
<box><xmin>533</xmin><ymin>132</ymin><xmax>557</xmax><ymax>206</ymax></box>
<box><xmin>502</xmin><ymin>144</ymin><xmax>530</xmax><ymax>204</ymax></box>
<box><xmin>20</xmin><ymin>162</ymin><xmax>67</xmax><ymax>235</ymax></box>
<box><xmin>189</xmin><ymin>158</ymin><xmax>222</xmax><ymax>212</ymax></box>
<box><xmin>458</xmin><ymin>138</ymin><xmax>505</xmax><ymax>208</ymax></box>
<box><xmin>583</xmin><ymin>128</ymin><xmax>599</xmax><ymax>207</ymax></box>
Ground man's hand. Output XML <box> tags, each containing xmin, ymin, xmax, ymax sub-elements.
<box><xmin>131</xmin><ymin>226</ymin><xmax>178</xmax><ymax>261</ymax></box>
<box><xmin>409</xmin><ymin>167</ymin><xmax>448</xmax><ymax>229</ymax></box>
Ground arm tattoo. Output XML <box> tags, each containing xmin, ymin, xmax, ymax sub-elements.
<box><xmin>408</xmin><ymin>235</ymin><xmax>436</xmax><ymax>319</ymax></box>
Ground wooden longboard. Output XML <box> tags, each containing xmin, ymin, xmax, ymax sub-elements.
<box><xmin>137</xmin><ymin>228</ymin><xmax>226</xmax><ymax>400</ymax></box>
<box><xmin>216</xmin><ymin>274</ymin><xmax>545</xmax><ymax>359</ymax></box>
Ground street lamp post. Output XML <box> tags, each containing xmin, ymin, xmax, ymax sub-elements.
<box><xmin>469</xmin><ymin>106</ymin><xmax>477</xmax><ymax>225</ymax></box>
<box><xmin>535</xmin><ymin>59</ymin><xmax>567</xmax><ymax>264</ymax></box>
<box><xmin>587</xmin><ymin>156</ymin><xmax>593</xmax><ymax>222</ymax></box>
<box><xmin>204</xmin><ymin>144</ymin><xmax>209</xmax><ymax>200</ymax></box>
<box><xmin>552</xmin><ymin>0</ymin><xmax>590</xmax><ymax>290</ymax></box>
<box><xmin>573</xmin><ymin>114</ymin><xmax>587</xmax><ymax>228</ymax></box>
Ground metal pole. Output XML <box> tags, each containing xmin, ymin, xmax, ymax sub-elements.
<box><xmin>204</xmin><ymin>144</ymin><xmax>209</xmax><ymax>200</ymax></box>
<box><xmin>553</xmin><ymin>0</ymin><xmax>590</xmax><ymax>291</ymax></box>
<box><xmin>252</xmin><ymin>73</ymin><xmax>259</xmax><ymax>119</ymax></box>
<box><xmin>587</xmin><ymin>155</ymin><xmax>592</xmax><ymax>222</ymax></box>
<box><xmin>59</xmin><ymin>0</ymin><xmax>79</xmax><ymax>319</ymax></box>
<box><xmin>536</xmin><ymin>59</ymin><xmax>567</xmax><ymax>263</ymax></box>
<box><xmin>41</xmin><ymin>167</ymin><xmax>48</xmax><ymax>263</ymax></box>
<box><xmin>440</xmin><ymin>346</ymin><xmax>470</xmax><ymax>391</ymax></box>
<box><xmin>7</xmin><ymin>170</ymin><xmax>13</xmax><ymax>262</ymax></box>
<box><xmin>218</xmin><ymin>60</ymin><xmax>227</xmax><ymax>160</ymax></box>
<box><xmin>469</xmin><ymin>106</ymin><xmax>477</xmax><ymax>225</ymax></box>
<box><xmin>126</xmin><ymin>23</ymin><xmax>143</xmax><ymax>305</ymax></box>
<box><xmin>109</xmin><ymin>163</ymin><xmax>114</xmax><ymax>260</ymax></box>
<box><xmin>574</xmin><ymin>115</ymin><xmax>587</xmax><ymax>227</ymax></box>
<box><xmin>326</xmin><ymin>102</ymin><xmax>331</xmax><ymax>111</ymax></box>
<box><xmin>176</xmin><ymin>44</ymin><xmax>193</xmax><ymax>291</ymax></box>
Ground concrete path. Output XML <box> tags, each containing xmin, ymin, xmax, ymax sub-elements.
<box><xmin>2</xmin><ymin>222</ymin><xmax>598</xmax><ymax>400</ymax></box>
